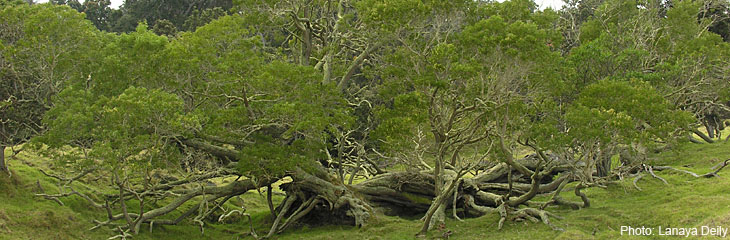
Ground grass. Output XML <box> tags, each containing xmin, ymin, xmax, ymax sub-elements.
<box><xmin>274</xmin><ymin>140</ymin><xmax>730</xmax><ymax>240</ymax></box>
<box><xmin>1</xmin><ymin>137</ymin><xmax>730</xmax><ymax>239</ymax></box>
<box><xmin>0</xmin><ymin>155</ymin><xmax>111</xmax><ymax>240</ymax></box>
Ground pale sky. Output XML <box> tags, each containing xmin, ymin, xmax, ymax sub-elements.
<box><xmin>534</xmin><ymin>0</ymin><xmax>566</xmax><ymax>10</ymax></box>
<box><xmin>36</xmin><ymin>0</ymin><xmax>124</xmax><ymax>9</ymax></box>
<box><xmin>36</xmin><ymin>0</ymin><xmax>565</xmax><ymax>11</ymax></box>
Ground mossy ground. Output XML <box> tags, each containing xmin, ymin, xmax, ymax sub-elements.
<box><xmin>2</xmin><ymin>137</ymin><xmax>729</xmax><ymax>239</ymax></box>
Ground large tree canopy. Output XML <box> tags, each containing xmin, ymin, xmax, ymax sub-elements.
<box><xmin>0</xmin><ymin>3</ymin><xmax>99</xmax><ymax>172</ymax></box>
<box><xmin>1</xmin><ymin>0</ymin><xmax>729</xmax><ymax>238</ymax></box>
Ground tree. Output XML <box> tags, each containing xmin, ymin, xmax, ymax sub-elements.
<box><xmin>365</xmin><ymin>0</ymin><xmax>572</xmax><ymax>234</ymax></box>
<box><xmin>557</xmin><ymin>0</ymin><xmax>604</xmax><ymax>53</ymax></box>
<box><xmin>566</xmin><ymin>0</ymin><xmax>730</xmax><ymax>144</ymax></box>
<box><xmin>562</xmin><ymin>79</ymin><xmax>692</xmax><ymax>180</ymax></box>
<box><xmin>51</xmin><ymin>0</ymin><xmax>120</xmax><ymax>32</ymax></box>
<box><xmin>81</xmin><ymin>0</ymin><xmax>117</xmax><ymax>31</ymax></box>
<box><xmin>24</xmin><ymin>0</ymin><xmax>730</xmax><ymax>238</ymax></box>
<box><xmin>37</xmin><ymin>14</ymin><xmax>355</xmax><ymax>236</ymax></box>
<box><xmin>0</xmin><ymin>3</ymin><xmax>98</xmax><ymax>174</ymax></box>
<box><xmin>113</xmin><ymin>0</ymin><xmax>233</xmax><ymax>32</ymax></box>
<box><xmin>182</xmin><ymin>6</ymin><xmax>226</xmax><ymax>31</ymax></box>
<box><xmin>0</xmin><ymin>0</ymin><xmax>24</xmax><ymax>8</ymax></box>
<box><xmin>660</xmin><ymin>0</ymin><xmax>730</xmax><ymax>141</ymax></box>
<box><xmin>702</xmin><ymin>0</ymin><xmax>730</xmax><ymax>41</ymax></box>
<box><xmin>153</xmin><ymin>19</ymin><xmax>177</xmax><ymax>36</ymax></box>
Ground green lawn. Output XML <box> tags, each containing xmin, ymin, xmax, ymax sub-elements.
<box><xmin>1</xmin><ymin>139</ymin><xmax>729</xmax><ymax>240</ymax></box>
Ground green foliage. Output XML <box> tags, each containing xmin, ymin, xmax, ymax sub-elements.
<box><xmin>0</xmin><ymin>0</ymin><xmax>23</xmax><ymax>8</ymax></box>
<box><xmin>36</xmin><ymin>12</ymin><xmax>353</xmax><ymax>179</ymax></box>
<box><xmin>565</xmin><ymin>79</ymin><xmax>693</xmax><ymax>147</ymax></box>
<box><xmin>5</xmin><ymin>0</ymin><xmax>721</xmax><ymax>183</ymax></box>
<box><xmin>87</xmin><ymin>22</ymin><xmax>169</xmax><ymax>96</ymax></box>
<box><xmin>152</xmin><ymin>19</ymin><xmax>178</xmax><ymax>37</ymax></box>
<box><xmin>371</xmin><ymin>91</ymin><xmax>428</xmax><ymax>152</ymax></box>
<box><xmin>38</xmin><ymin>87</ymin><xmax>197</xmax><ymax>171</ymax></box>
<box><xmin>182</xmin><ymin>7</ymin><xmax>227</xmax><ymax>32</ymax></box>
<box><xmin>371</xmin><ymin>2</ymin><xmax>563</xmax><ymax>166</ymax></box>
<box><xmin>237</xmin><ymin>139</ymin><xmax>317</xmax><ymax>179</ymax></box>
<box><xmin>566</xmin><ymin>0</ymin><xmax>729</xmax><ymax>139</ymax></box>
<box><xmin>114</xmin><ymin>0</ymin><xmax>233</xmax><ymax>32</ymax></box>
<box><xmin>0</xmin><ymin>3</ymin><xmax>99</xmax><ymax>148</ymax></box>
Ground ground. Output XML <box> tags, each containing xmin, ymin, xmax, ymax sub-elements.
<box><xmin>1</xmin><ymin>139</ymin><xmax>729</xmax><ymax>240</ymax></box>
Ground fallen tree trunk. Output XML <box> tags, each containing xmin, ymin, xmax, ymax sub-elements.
<box><xmin>264</xmin><ymin>153</ymin><xmax>577</xmax><ymax>236</ymax></box>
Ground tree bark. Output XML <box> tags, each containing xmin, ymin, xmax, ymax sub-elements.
<box><xmin>705</xmin><ymin>120</ymin><xmax>716</xmax><ymax>139</ymax></box>
<box><xmin>0</xmin><ymin>145</ymin><xmax>6</xmax><ymax>174</ymax></box>
<box><xmin>691</xmin><ymin>128</ymin><xmax>715</xmax><ymax>143</ymax></box>
<box><xmin>337</xmin><ymin>43</ymin><xmax>379</xmax><ymax>92</ymax></box>
<box><xmin>267</xmin><ymin>184</ymin><xmax>276</xmax><ymax>218</ymax></box>
<box><xmin>595</xmin><ymin>150</ymin><xmax>612</xmax><ymax>178</ymax></box>
<box><xmin>418</xmin><ymin>176</ymin><xmax>461</xmax><ymax>236</ymax></box>
<box><xmin>271</xmin><ymin>153</ymin><xmax>573</xmax><ymax>234</ymax></box>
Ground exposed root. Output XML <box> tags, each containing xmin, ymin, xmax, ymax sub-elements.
<box><xmin>279</xmin><ymin>197</ymin><xmax>318</xmax><ymax>233</ymax></box>
<box><xmin>653</xmin><ymin>159</ymin><xmax>729</xmax><ymax>178</ymax></box>
<box><xmin>464</xmin><ymin>194</ymin><xmax>498</xmax><ymax>215</ymax></box>
<box><xmin>497</xmin><ymin>203</ymin><xmax>507</xmax><ymax>230</ymax></box>
<box><xmin>540</xmin><ymin>179</ymin><xmax>582</xmax><ymax>210</ymax></box>
<box><xmin>493</xmin><ymin>202</ymin><xmax>564</xmax><ymax>231</ymax></box>
<box><xmin>689</xmin><ymin>134</ymin><xmax>705</xmax><ymax>144</ymax></box>
<box><xmin>633</xmin><ymin>173</ymin><xmax>644</xmax><ymax>191</ymax></box>
<box><xmin>550</xmin><ymin>196</ymin><xmax>583</xmax><ymax>210</ymax></box>
<box><xmin>517</xmin><ymin>208</ymin><xmax>564</xmax><ymax>231</ymax></box>
<box><xmin>38</xmin><ymin>173</ymin><xmax>275</xmax><ymax>238</ymax></box>
<box><xmin>265</xmin><ymin>194</ymin><xmax>297</xmax><ymax>238</ymax></box>
<box><xmin>55</xmin><ymin>153</ymin><xmax>579</xmax><ymax>238</ymax></box>
<box><xmin>107</xmin><ymin>226</ymin><xmax>132</xmax><ymax>240</ymax></box>
<box><xmin>261</xmin><ymin>167</ymin><xmax>375</xmax><ymax>239</ymax></box>
<box><xmin>452</xmin><ymin>179</ymin><xmax>463</xmax><ymax>222</ymax></box>
<box><xmin>645</xmin><ymin>165</ymin><xmax>668</xmax><ymax>185</ymax></box>
<box><xmin>241</xmin><ymin>213</ymin><xmax>260</xmax><ymax>240</ymax></box>
<box><xmin>569</xmin><ymin>182</ymin><xmax>591</xmax><ymax>208</ymax></box>
<box><xmin>631</xmin><ymin>163</ymin><xmax>674</xmax><ymax>191</ymax></box>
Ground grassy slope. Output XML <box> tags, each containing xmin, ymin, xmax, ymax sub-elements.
<box><xmin>1</xmin><ymin>139</ymin><xmax>729</xmax><ymax>240</ymax></box>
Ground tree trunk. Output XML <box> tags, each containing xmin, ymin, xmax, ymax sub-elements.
<box><xmin>595</xmin><ymin>152</ymin><xmax>612</xmax><ymax>178</ymax></box>
<box><xmin>418</xmin><ymin>175</ymin><xmax>461</xmax><ymax>236</ymax></box>
<box><xmin>300</xmin><ymin>8</ymin><xmax>312</xmax><ymax>66</ymax></box>
<box><xmin>691</xmin><ymin>128</ymin><xmax>715</xmax><ymax>143</ymax></box>
<box><xmin>275</xmin><ymin>153</ymin><xmax>572</xmax><ymax>228</ymax></box>
<box><xmin>418</xmin><ymin>194</ymin><xmax>447</xmax><ymax>236</ymax></box>
<box><xmin>705</xmin><ymin>120</ymin><xmax>716</xmax><ymax>139</ymax></box>
<box><xmin>0</xmin><ymin>145</ymin><xmax>6</xmax><ymax>173</ymax></box>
